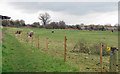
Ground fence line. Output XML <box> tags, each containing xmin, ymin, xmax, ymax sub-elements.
<box><xmin>7</xmin><ymin>29</ymin><xmax>119</xmax><ymax>72</ymax></box>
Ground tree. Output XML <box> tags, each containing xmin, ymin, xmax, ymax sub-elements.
<box><xmin>71</xmin><ymin>25</ymin><xmax>76</xmax><ymax>29</ymax></box>
<box><xmin>75</xmin><ymin>25</ymin><xmax>81</xmax><ymax>30</ymax></box>
<box><xmin>101</xmin><ymin>26</ymin><xmax>105</xmax><ymax>31</ymax></box>
<box><xmin>58</xmin><ymin>21</ymin><xmax>66</xmax><ymax>29</ymax></box>
<box><xmin>9</xmin><ymin>19</ymin><xmax>15</xmax><ymax>26</ymax></box>
<box><xmin>19</xmin><ymin>19</ymin><xmax>25</xmax><ymax>26</ymax></box>
<box><xmin>38</xmin><ymin>12</ymin><xmax>51</xmax><ymax>25</ymax></box>
<box><xmin>89</xmin><ymin>25</ymin><xmax>94</xmax><ymax>30</ymax></box>
<box><xmin>80</xmin><ymin>23</ymin><xmax>84</xmax><ymax>27</ymax></box>
<box><xmin>2</xmin><ymin>20</ymin><xmax>9</xmax><ymax>26</ymax></box>
<box><xmin>31</xmin><ymin>22</ymin><xmax>40</xmax><ymax>27</ymax></box>
<box><xmin>49</xmin><ymin>22</ymin><xmax>59</xmax><ymax>29</ymax></box>
<box><xmin>14</xmin><ymin>20</ymin><xmax>20</xmax><ymax>26</ymax></box>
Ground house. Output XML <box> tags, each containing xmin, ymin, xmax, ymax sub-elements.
<box><xmin>0</xmin><ymin>15</ymin><xmax>11</xmax><ymax>20</ymax></box>
<box><xmin>80</xmin><ymin>25</ymin><xmax>89</xmax><ymax>30</ymax></box>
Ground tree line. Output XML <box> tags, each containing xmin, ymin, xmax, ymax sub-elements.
<box><xmin>2</xmin><ymin>19</ymin><xmax>25</xmax><ymax>27</ymax></box>
<box><xmin>2</xmin><ymin>12</ymin><xmax>119</xmax><ymax>31</ymax></box>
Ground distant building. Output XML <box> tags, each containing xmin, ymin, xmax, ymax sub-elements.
<box><xmin>81</xmin><ymin>25</ymin><xmax>89</xmax><ymax>30</ymax></box>
<box><xmin>105</xmin><ymin>26</ymin><xmax>118</xmax><ymax>31</ymax></box>
<box><xmin>0</xmin><ymin>15</ymin><xmax>11</xmax><ymax>20</ymax></box>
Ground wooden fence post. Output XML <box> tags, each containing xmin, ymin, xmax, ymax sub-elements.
<box><xmin>64</xmin><ymin>36</ymin><xmax>67</xmax><ymax>62</ymax></box>
<box><xmin>100</xmin><ymin>42</ymin><xmax>103</xmax><ymax>72</ymax></box>
<box><xmin>46</xmin><ymin>38</ymin><xmax>48</xmax><ymax>53</ymax></box>
<box><xmin>38</xmin><ymin>35</ymin><xmax>39</xmax><ymax>49</ymax></box>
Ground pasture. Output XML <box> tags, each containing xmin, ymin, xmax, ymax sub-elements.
<box><xmin>2</xmin><ymin>27</ymin><xmax>118</xmax><ymax>72</ymax></box>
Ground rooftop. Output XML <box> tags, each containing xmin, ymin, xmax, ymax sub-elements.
<box><xmin>0</xmin><ymin>15</ymin><xmax>11</xmax><ymax>19</ymax></box>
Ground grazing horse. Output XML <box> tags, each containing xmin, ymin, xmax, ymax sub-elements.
<box><xmin>15</xmin><ymin>30</ymin><xmax>22</xmax><ymax>34</ymax></box>
<box><xmin>29</xmin><ymin>31</ymin><xmax>34</xmax><ymax>37</ymax></box>
<box><xmin>15</xmin><ymin>30</ymin><xmax>22</xmax><ymax>37</ymax></box>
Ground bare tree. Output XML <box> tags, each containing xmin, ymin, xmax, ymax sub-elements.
<box><xmin>38</xmin><ymin>12</ymin><xmax>51</xmax><ymax>25</ymax></box>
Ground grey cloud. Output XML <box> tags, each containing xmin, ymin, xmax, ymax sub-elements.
<box><xmin>8</xmin><ymin>2</ymin><xmax>118</xmax><ymax>15</ymax></box>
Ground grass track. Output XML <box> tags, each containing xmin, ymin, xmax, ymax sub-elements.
<box><xmin>2</xmin><ymin>28</ymin><xmax>78</xmax><ymax>72</ymax></box>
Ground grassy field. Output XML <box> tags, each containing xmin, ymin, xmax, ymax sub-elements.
<box><xmin>2</xmin><ymin>28</ymin><xmax>78</xmax><ymax>72</ymax></box>
<box><xmin>2</xmin><ymin>27</ymin><xmax>118</xmax><ymax>72</ymax></box>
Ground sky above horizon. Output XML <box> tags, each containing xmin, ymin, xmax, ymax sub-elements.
<box><xmin>0</xmin><ymin>0</ymin><xmax>119</xmax><ymax>25</ymax></box>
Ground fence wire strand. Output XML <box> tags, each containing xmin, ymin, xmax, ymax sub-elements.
<box><xmin>7</xmin><ymin>28</ymin><xmax>118</xmax><ymax>72</ymax></box>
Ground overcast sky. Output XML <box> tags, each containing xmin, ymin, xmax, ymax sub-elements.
<box><xmin>0</xmin><ymin>0</ymin><xmax>119</xmax><ymax>25</ymax></box>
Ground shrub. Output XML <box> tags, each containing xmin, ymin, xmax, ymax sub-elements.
<box><xmin>72</xmin><ymin>40</ymin><xmax>110</xmax><ymax>56</ymax></box>
<box><xmin>72</xmin><ymin>39</ymin><xmax>89</xmax><ymax>53</ymax></box>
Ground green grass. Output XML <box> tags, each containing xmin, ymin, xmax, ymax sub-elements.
<box><xmin>2</xmin><ymin>28</ymin><xmax>78</xmax><ymax>72</ymax></box>
<box><xmin>2</xmin><ymin>27</ymin><xmax>119</xmax><ymax>72</ymax></box>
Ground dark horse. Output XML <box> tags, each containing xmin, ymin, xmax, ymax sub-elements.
<box><xmin>15</xmin><ymin>30</ymin><xmax>22</xmax><ymax>34</ymax></box>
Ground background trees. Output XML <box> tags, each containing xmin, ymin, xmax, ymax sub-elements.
<box><xmin>2</xmin><ymin>20</ymin><xmax>10</xmax><ymax>26</ymax></box>
<box><xmin>45</xmin><ymin>21</ymin><xmax>66</xmax><ymax>29</ymax></box>
<box><xmin>2</xmin><ymin>19</ymin><xmax>25</xmax><ymax>27</ymax></box>
<box><xmin>31</xmin><ymin>22</ymin><xmax>40</xmax><ymax>28</ymax></box>
<box><xmin>2</xmin><ymin>12</ymin><xmax>118</xmax><ymax>31</ymax></box>
<box><xmin>58</xmin><ymin>21</ymin><xmax>66</xmax><ymax>29</ymax></box>
<box><xmin>19</xmin><ymin>20</ymin><xmax>25</xmax><ymax>26</ymax></box>
<box><xmin>38</xmin><ymin>12</ymin><xmax>51</xmax><ymax>25</ymax></box>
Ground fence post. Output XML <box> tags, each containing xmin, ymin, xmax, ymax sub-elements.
<box><xmin>100</xmin><ymin>42</ymin><xmax>103</xmax><ymax>72</ymax></box>
<box><xmin>46</xmin><ymin>38</ymin><xmax>48</xmax><ymax>53</ymax></box>
<box><xmin>64</xmin><ymin>36</ymin><xmax>67</xmax><ymax>62</ymax></box>
<box><xmin>38</xmin><ymin>35</ymin><xmax>39</xmax><ymax>49</ymax></box>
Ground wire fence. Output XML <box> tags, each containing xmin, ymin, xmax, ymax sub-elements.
<box><xmin>7</xmin><ymin>27</ymin><xmax>119</xmax><ymax>72</ymax></box>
